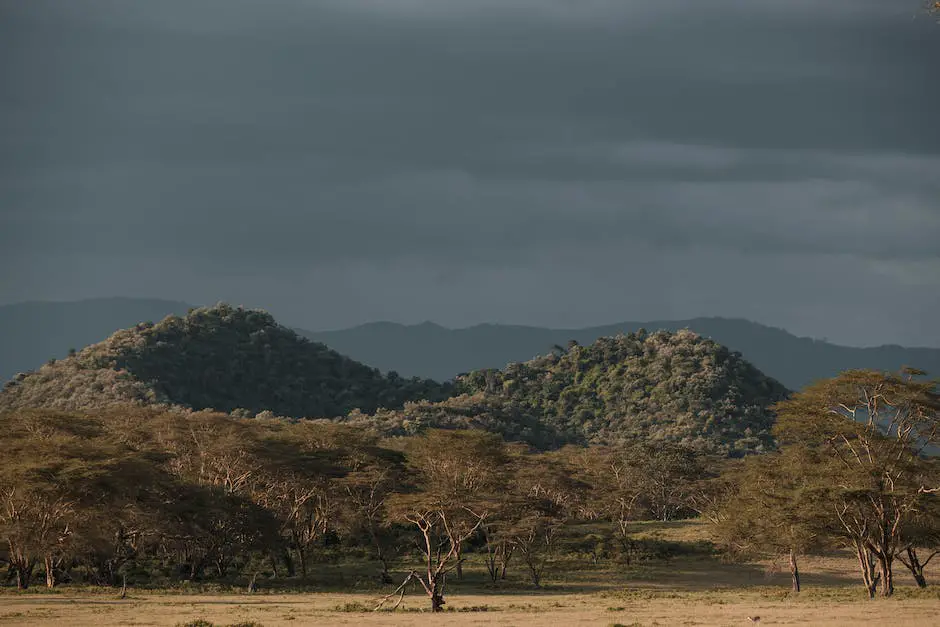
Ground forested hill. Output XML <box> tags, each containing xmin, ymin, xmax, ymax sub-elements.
<box><xmin>3</xmin><ymin>298</ymin><xmax>938</xmax><ymax>391</ymax></box>
<box><xmin>345</xmin><ymin>329</ymin><xmax>790</xmax><ymax>455</ymax></box>
<box><xmin>304</xmin><ymin>318</ymin><xmax>940</xmax><ymax>390</ymax></box>
<box><xmin>0</xmin><ymin>304</ymin><xmax>447</xmax><ymax>417</ymax></box>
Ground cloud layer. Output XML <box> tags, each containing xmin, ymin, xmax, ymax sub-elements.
<box><xmin>1</xmin><ymin>0</ymin><xmax>938</xmax><ymax>346</ymax></box>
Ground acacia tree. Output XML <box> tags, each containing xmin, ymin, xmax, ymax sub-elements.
<box><xmin>641</xmin><ymin>443</ymin><xmax>704</xmax><ymax>523</ymax></box>
<box><xmin>773</xmin><ymin>369</ymin><xmax>940</xmax><ymax>598</ymax></box>
<box><xmin>568</xmin><ymin>442</ymin><xmax>701</xmax><ymax>567</ymax></box>
<box><xmin>896</xmin><ymin>491</ymin><xmax>940</xmax><ymax>588</ymax></box>
<box><xmin>711</xmin><ymin>448</ymin><xmax>831</xmax><ymax>592</ymax></box>
<box><xmin>0</xmin><ymin>410</ymin><xmax>169</xmax><ymax>589</ymax></box>
<box><xmin>566</xmin><ymin>446</ymin><xmax>644</xmax><ymax>562</ymax></box>
<box><xmin>388</xmin><ymin>430</ymin><xmax>508</xmax><ymax>612</ymax></box>
<box><xmin>505</xmin><ymin>450</ymin><xmax>585</xmax><ymax>587</ymax></box>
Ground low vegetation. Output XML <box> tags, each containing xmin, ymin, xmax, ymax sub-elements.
<box><xmin>1</xmin><ymin>369</ymin><xmax>937</xmax><ymax>616</ymax></box>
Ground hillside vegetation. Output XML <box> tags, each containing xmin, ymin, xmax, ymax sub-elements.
<box><xmin>457</xmin><ymin>330</ymin><xmax>788</xmax><ymax>453</ymax></box>
<box><xmin>5</xmin><ymin>298</ymin><xmax>938</xmax><ymax>391</ymax></box>
<box><xmin>345</xmin><ymin>329</ymin><xmax>789</xmax><ymax>454</ymax></box>
<box><xmin>0</xmin><ymin>304</ymin><xmax>446</xmax><ymax>417</ymax></box>
<box><xmin>304</xmin><ymin>318</ymin><xmax>940</xmax><ymax>390</ymax></box>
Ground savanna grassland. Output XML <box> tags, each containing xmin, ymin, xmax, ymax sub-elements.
<box><xmin>2</xmin><ymin>307</ymin><xmax>939</xmax><ymax>625</ymax></box>
<box><xmin>3</xmin><ymin>532</ymin><xmax>939</xmax><ymax>627</ymax></box>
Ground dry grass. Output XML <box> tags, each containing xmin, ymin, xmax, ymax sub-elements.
<box><xmin>2</xmin><ymin>588</ymin><xmax>939</xmax><ymax>627</ymax></box>
<box><xmin>3</xmin><ymin>522</ymin><xmax>939</xmax><ymax>626</ymax></box>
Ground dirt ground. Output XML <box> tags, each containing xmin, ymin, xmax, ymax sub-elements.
<box><xmin>3</xmin><ymin>525</ymin><xmax>939</xmax><ymax>626</ymax></box>
<box><xmin>2</xmin><ymin>588</ymin><xmax>940</xmax><ymax>627</ymax></box>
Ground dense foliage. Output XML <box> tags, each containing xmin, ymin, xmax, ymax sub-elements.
<box><xmin>453</xmin><ymin>329</ymin><xmax>789</xmax><ymax>454</ymax></box>
<box><xmin>704</xmin><ymin>369</ymin><xmax>940</xmax><ymax>597</ymax></box>
<box><xmin>0</xmin><ymin>406</ymin><xmax>709</xmax><ymax>607</ymax></box>
<box><xmin>0</xmin><ymin>304</ymin><xmax>447</xmax><ymax>417</ymax></box>
<box><xmin>2</xmin><ymin>369</ymin><xmax>937</xmax><ymax>607</ymax></box>
<box><xmin>344</xmin><ymin>393</ymin><xmax>575</xmax><ymax>450</ymax></box>
<box><xmin>0</xmin><ymin>308</ymin><xmax>788</xmax><ymax>455</ymax></box>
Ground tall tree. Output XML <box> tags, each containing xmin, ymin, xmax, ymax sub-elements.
<box><xmin>773</xmin><ymin>369</ymin><xmax>940</xmax><ymax>597</ymax></box>
<box><xmin>388</xmin><ymin>430</ymin><xmax>508</xmax><ymax>612</ymax></box>
<box><xmin>711</xmin><ymin>449</ymin><xmax>831</xmax><ymax>592</ymax></box>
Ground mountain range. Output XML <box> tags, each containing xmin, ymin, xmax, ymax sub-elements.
<box><xmin>304</xmin><ymin>320</ymin><xmax>940</xmax><ymax>391</ymax></box>
<box><xmin>2</xmin><ymin>298</ymin><xmax>938</xmax><ymax>391</ymax></box>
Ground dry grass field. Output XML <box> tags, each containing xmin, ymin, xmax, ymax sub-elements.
<box><xmin>3</xmin><ymin>523</ymin><xmax>939</xmax><ymax>626</ymax></box>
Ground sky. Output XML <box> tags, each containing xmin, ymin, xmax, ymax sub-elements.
<box><xmin>1</xmin><ymin>0</ymin><xmax>938</xmax><ymax>346</ymax></box>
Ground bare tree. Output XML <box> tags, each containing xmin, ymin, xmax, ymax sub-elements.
<box><xmin>388</xmin><ymin>430</ymin><xmax>507</xmax><ymax>611</ymax></box>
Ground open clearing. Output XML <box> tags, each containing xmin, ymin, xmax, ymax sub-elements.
<box><xmin>3</xmin><ymin>555</ymin><xmax>940</xmax><ymax>626</ymax></box>
<box><xmin>2</xmin><ymin>588</ymin><xmax>940</xmax><ymax>627</ymax></box>
<box><xmin>3</xmin><ymin>525</ymin><xmax>939</xmax><ymax>626</ymax></box>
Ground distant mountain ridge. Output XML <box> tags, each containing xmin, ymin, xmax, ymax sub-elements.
<box><xmin>303</xmin><ymin>318</ymin><xmax>940</xmax><ymax>391</ymax></box>
<box><xmin>1</xmin><ymin>298</ymin><xmax>938</xmax><ymax>391</ymax></box>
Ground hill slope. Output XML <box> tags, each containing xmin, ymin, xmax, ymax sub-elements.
<box><xmin>346</xmin><ymin>329</ymin><xmax>790</xmax><ymax>454</ymax></box>
<box><xmin>304</xmin><ymin>318</ymin><xmax>940</xmax><ymax>390</ymax></box>
<box><xmin>0</xmin><ymin>304</ymin><xmax>446</xmax><ymax>417</ymax></box>
<box><xmin>3</xmin><ymin>298</ymin><xmax>937</xmax><ymax>393</ymax></box>
<box><xmin>0</xmin><ymin>298</ymin><xmax>194</xmax><ymax>382</ymax></box>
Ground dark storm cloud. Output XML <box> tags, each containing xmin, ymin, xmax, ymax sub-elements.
<box><xmin>1</xmin><ymin>0</ymin><xmax>938</xmax><ymax>345</ymax></box>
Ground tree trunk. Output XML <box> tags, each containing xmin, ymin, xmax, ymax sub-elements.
<box><xmin>500</xmin><ymin>545</ymin><xmax>512</xmax><ymax>580</ymax></box>
<box><xmin>44</xmin><ymin>555</ymin><xmax>56</xmax><ymax>588</ymax></box>
<box><xmin>269</xmin><ymin>553</ymin><xmax>279</xmax><ymax>578</ymax></box>
<box><xmin>788</xmin><ymin>549</ymin><xmax>800</xmax><ymax>593</ymax></box>
<box><xmin>369</xmin><ymin>526</ymin><xmax>392</xmax><ymax>583</ymax></box>
<box><xmin>14</xmin><ymin>562</ymin><xmax>32</xmax><ymax>590</ymax></box>
<box><xmin>901</xmin><ymin>548</ymin><xmax>929</xmax><ymax>589</ymax></box>
<box><xmin>484</xmin><ymin>551</ymin><xmax>498</xmax><ymax>582</ymax></box>
<box><xmin>428</xmin><ymin>575</ymin><xmax>445</xmax><ymax>612</ymax></box>
<box><xmin>877</xmin><ymin>552</ymin><xmax>894</xmax><ymax>597</ymax></box>
<box><xmin>454</xmin><ymin>544</ymin><xmax>464</xmax><ymax>581</ymax></box>
<box><xmin>525</xmin><ymin>555</ymin><xmax>543</xmax><ymax>587</ymax></box>
<box><xmin>282</xmin><ymin>550</ymin><xmax>295</xmax><ymax>577</ymax></box>
<box><xmin>855</xmin><ymin>542</ymin><xmax>879</xmax><ymax>599</ymax></box>
<box><xmin>8</xmin><ymin>541</ymin><xmax>31</xmax><ymax>590</ymax></box>
<box><xmin>297</xmin><ymin>547</ymin><xmax>307</xmax><ymax>579</ymax></box>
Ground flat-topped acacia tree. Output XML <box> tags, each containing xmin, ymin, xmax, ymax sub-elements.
<box><xmin>772</xmin><ymin>368</ymin><xmax>940</xmax><ymax>598</ymax></box>
<box><xmin>709</xmin><ymin>447</ymin><xmax>832</xmax><ymax>593</ymax></box>
<box><xmin>386</xmin><ymin>430</ymin><xmax>508</xmax><ymax>612</ymax></box>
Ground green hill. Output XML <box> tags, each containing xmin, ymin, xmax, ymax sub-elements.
<box><xmin>303</xmin><ymin>318</ymin><xmax>940</xmax><ymax>390</ymax></box>
<box><xmin>4</xmin><ymin>298</ymin><xmax>938</xmax><ymax>392</ymax></box>
<box><xmin>447</xmin><ymin>329</ymin><xmax>789</xmax><ymax>454</ymax></box>
<box><xmin>0</xmin><ymin>304</ymin><xmax>447</xmax><ymax>417</ymax></box>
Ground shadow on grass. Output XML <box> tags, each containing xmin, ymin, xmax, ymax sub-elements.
<box><xmin>0</xmin><ymin>552</ymin><xmax>865</xmax><ymax>602</ymax></box>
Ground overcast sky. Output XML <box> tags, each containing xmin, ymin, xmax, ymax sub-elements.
<box><xmin>1</xmin><ymin>0</ymin><xmax>938</xmax><ymax>346</ymax></box>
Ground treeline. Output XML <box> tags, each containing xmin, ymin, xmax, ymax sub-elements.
<box><xmin>0</xmin><ymin>406</ymin><xmax>708</xmax><ymax>600</ymax></box>
<box><xmin>705</xmin><ymin>369</ymin><xmax>940</xmax><ymax>598</ymax></box>
<box><xmin>1</xmin><ymin>369</ymin><xmax>938</xmax><ymax>610</ymax></box>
